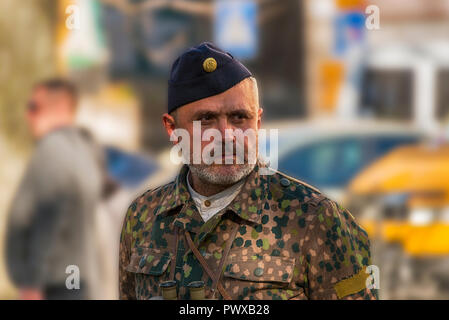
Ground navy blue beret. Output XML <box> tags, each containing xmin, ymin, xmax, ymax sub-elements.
<box><xmin>167</xmin><ymin>42</ymin><xmax>252</xmax><ymax>113</ymax></box>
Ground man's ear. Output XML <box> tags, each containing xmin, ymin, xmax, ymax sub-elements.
<box><xmin>257</xmin><ymin>107</ymin><xmax>263</xmax><ymax>130</ymax></box>
<box><xmin>162</xmin><ymin>113</ymin><xmax>177</xmax><ymax>144</ymax></box>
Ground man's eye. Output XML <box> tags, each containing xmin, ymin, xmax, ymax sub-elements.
<box><xmin>199</xmin><ymin>115</ymin><xmax>213</xmax><ymax>121</ymax></box>
<box><xmin>232</xmin><ymin>114</ymin><xmax>247</xmax><ymax>121</ymax></box>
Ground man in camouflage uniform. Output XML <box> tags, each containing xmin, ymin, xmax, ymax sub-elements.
<box><xmin>119</xmin><ymin>43</ymin><xmax>378</xmax><ymax>300</ymax></box>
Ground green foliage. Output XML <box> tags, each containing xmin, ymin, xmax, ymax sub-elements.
<box><xmin>0</xmin><ymin>0</ymin><xmax>57</xmax><ymax>150</ymax></box>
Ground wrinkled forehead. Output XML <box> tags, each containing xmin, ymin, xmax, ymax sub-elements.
<box><xmin>32</xmin><ymin>85</ymin><xmax>73</xmax><ymax>104</ymax></box>
<box><xmin>31</xmin><ymin>86</ymin><xmax>49</xmax><ymax>100</ymax></box>
<box><xmin>179</xmin><ymin>78</ymin><xmax>259</xmax><ymax>115</ymax></box>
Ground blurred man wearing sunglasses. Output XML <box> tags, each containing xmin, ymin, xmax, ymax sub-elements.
<box><xmin>5</xmin><ymin>79</ymin><xmax>104</xmax><ymax>300</ymax></box>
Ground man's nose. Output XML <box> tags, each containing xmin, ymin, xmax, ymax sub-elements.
<box><xmin>217</xmin><ymin>118</ymin><xmax>235</xmax><ymax>143</ymax></box>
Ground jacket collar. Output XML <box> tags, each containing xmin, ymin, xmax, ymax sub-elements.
<box><xmin>155</xmin><ymin>163</ymin><xmax>269</xmax><ymax>235</ymax></box>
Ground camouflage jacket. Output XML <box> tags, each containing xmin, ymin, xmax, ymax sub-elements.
<box><xmin>119</xmin><ymin>164</ymin><xmax>378</xmax><ymax>300</ymax></box>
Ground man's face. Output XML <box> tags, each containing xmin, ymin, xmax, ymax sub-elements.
<box><xmin>163</xmin><ymin>77</ymin><xmax>263</xmax><ymax>186</ymax></box>
<box><xmin>26</xmin><ymin>87</ymin><xmax>50</xmax><ymax>138</ymax></box>
<box><xmin>26</xmin><ymin>86</ymin><xmax>75</xmax><ymax>139</ymax></box>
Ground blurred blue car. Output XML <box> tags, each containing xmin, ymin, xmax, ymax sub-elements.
<box><xmin>104</xmin><ymin>146</ymin><xmax>159</xmax><ymax>188</ymax></box>
<box><xmin>261</xmin><ymin>120</ymin><xmax>423</xmax><ymax>200</ymax></box>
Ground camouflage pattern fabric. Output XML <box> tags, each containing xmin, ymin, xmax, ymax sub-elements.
<box><xmin>119</xmin><ymin>163</ymin><xmax>378</xmax><ymax>300</ymax></box>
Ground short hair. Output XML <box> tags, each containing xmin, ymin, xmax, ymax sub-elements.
<box><xmin>34</xmin><ymin>78</ymin><xmax>79</xmax><ymax>106</ymax></box>
<box><xmin>169</xmin><ymin>108</ymin><xmax>178</xmax><ymax>123</ymax></box>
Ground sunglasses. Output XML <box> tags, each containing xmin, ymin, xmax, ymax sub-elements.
<box><xmin>27</xmin><ymin>101</ymin><xmax>39</xmax><ymax>113</ymax></box>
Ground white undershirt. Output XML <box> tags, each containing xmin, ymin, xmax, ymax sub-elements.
<box><xmin>186</xmin><ymin>170</ymin><xmax>245</xmax><ymax>222</ymax></box>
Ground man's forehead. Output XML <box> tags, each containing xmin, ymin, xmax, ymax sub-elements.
<box><xmin>31</xmin><ymin>86</ymin><xmax>49</xmax><ymax>100</ymax></box>
<box><xmin>34</xmin><ymin>86</ymin><xmax>70</xmax><ymax>100</ymax></box>
<box><xmin>179</xmin><ymin>80</ymin><xmax>256</xmax><ymax>113</ymax></box>
<box><xmin>180</xmin><ymin>98</ymin><xmax>254</xmax><ymax>116</ymax></box>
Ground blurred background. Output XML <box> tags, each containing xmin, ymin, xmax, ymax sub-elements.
<box><xmin>1</xmin><ymin>0</ymin><xmax>449</xmax><ymax>299</ymax></box>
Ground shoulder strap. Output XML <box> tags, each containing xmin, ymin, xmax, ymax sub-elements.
<box><xmin>185</xmin><ymin>230</ymin><xmax>233</xmax><ymax>300</ymax></box>
<box><xmin>169</xmin><ymin>226</ymin><xmax>180</xmax><ymax>281</ymax></box>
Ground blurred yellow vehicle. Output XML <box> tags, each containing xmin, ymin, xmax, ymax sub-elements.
<box><xmin>347</xmin><ymin>142</ymin><xmax>449</xmax><ymax>299</ymax></box>
<box><xmin>348</xmin><ymin>143</ymin><xmax>449</xmax><ymax>256</ymax></box>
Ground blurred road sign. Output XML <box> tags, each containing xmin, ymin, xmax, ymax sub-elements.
<box><xmin>214</xmin><ymin>0</ymin><xmax>258</xmax><ymax>60</ymax></box>
<box><xmin>334</xmin><ymin>11</ymin><xmax>365</xmax><ymax>56</ymax></box>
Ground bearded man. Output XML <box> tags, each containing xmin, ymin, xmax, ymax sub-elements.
<box><xmin>119</xmin><ymin>42</ymin><xmax>378</xmax><ymax>300</ymax></box>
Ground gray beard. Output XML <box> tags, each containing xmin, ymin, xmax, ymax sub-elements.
<box><xmin>188</xmin><ymin>163</ymin><xmax>256</xmax><ymax>186</ymax></box>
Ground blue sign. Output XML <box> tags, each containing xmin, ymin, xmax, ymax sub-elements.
<box><xmin>334</xmin><ymin>11</ymin><xmax>365</xmax><ymax>56</ymax></box>
<box><xmin>214</xmin><ymin>0</ymin><xmax>258</xmax><ymax>60</ymax></box>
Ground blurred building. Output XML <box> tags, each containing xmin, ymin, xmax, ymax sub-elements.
<box><xmin>305</xmin><ymin>0</ymin><xmax>449</xmax><ymax>134</ymax></box>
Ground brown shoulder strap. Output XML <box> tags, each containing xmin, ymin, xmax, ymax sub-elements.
<box><xmin>185</xmin><ymin>231</ymin><xmax>232</xmax><ymax>300</ymax></box>
<box><xmin>169</xmin><ymin>226</ymin><xmax>180</xmax><ymax>281</ymax></box>
<box><xmin>211</xmin><ymin>224</ymin><xmax>239</xmax><ymax>294</ymax></box>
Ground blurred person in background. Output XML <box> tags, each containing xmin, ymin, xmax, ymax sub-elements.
<box><xmin>5</xmin><ymin>79</ymin><xmax>105</xmax><ymax>300</ymax></box>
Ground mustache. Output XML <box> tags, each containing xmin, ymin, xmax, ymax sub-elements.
<box><xmin>206</xmin><ymin>141</ymin><xmax>256</xmax><ymax>164</ymax></box>
<box><xmin>186</xmin><ymin>140</ymin><xmax>258</xmax><ymax>165</ymax></box>
<box><xmin>210</xmin><ymin>141</ymin><xmax>243</xmax><ymax>156</ymax></box>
